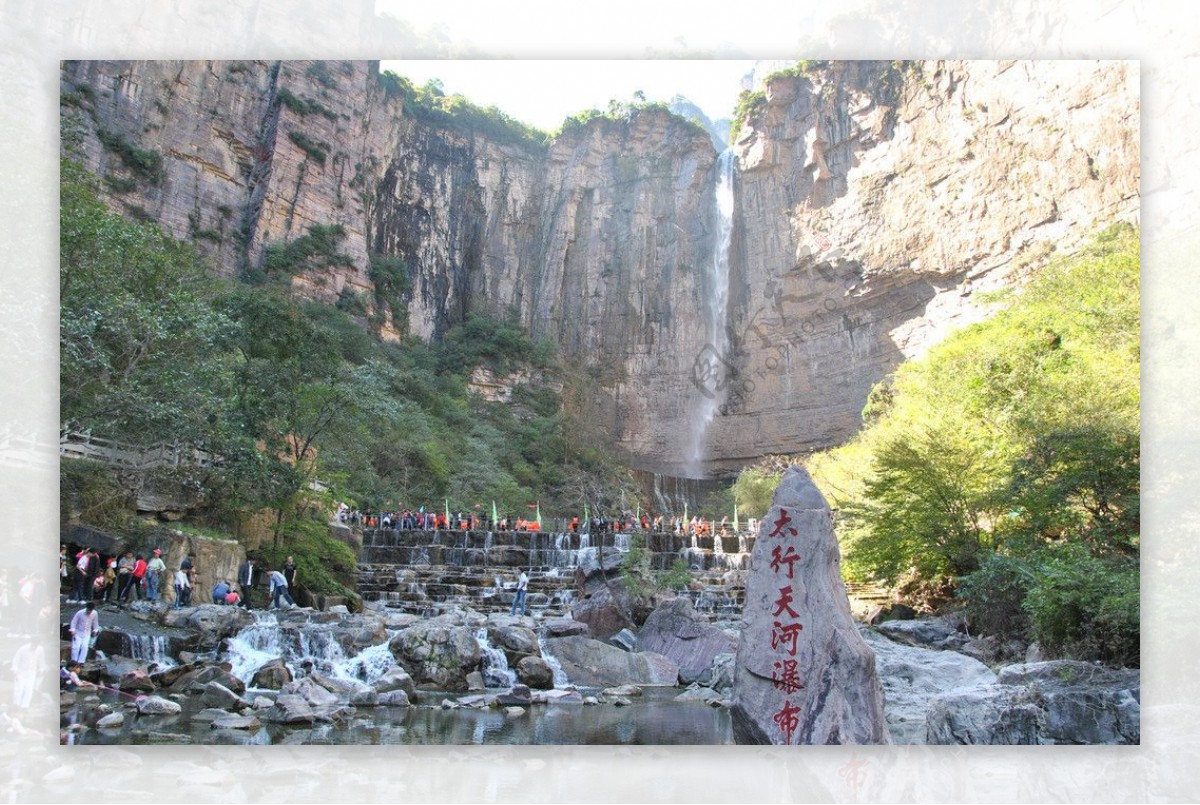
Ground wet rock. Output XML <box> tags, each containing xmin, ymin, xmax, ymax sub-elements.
<box><xmin>250</xmin><ymin>658</ymin><xmax>292</xmax><ymax>690</ymax></box>
<box><xmin>458</xmin><ymin>695</ymin><xmax>488</xmax><ymax>708</ymax></box>
<box><xmin>210</xmin><ymin>714</ymin><xmax>262</xmax><ymax>731</ymax></box>
<box><xmin>96</xmin><ymin>712</ymin><xmax>125</xmax><ymax>729</ymax></box>
<box><xmin>542</xmin><ymin>618</ymin><xmax>589</xmax><ymax>638</ymax></box>
<box><xmin>676</xmin><ymin>685</ymin><xmax>722</xmax><ymax>704</ymax></box>
<box><xmin>533</xmin><ymin>689</ymin><xmax>584</xmax><ymax>705</ymax></box>
<box><xmin>350</xmin><ymin>689</ymin><xmax>379</xmax><ymax>707</ymax></box>
<box><xmin>602</xmin><ymin>685</ymin><xmax>643</xmax><ymax>698</ymax></box>
<box><xmin>377</xmin><ymin>690</ymin><xmax>411</xmax><ymax>707</ymax></box>
<box><xmin>200</xmin><ymin>681</ymin><xmax>250</xmax><ymax>711</ymax></box>
<box><xmin>876</xmin><ymin>616</ymin><xmax>967</xmax><ymax>651</ymax></box>
<box><xmin>441</xmin><ymin>699</ymin><xmax>459</xmax><ymax>710</ymax></box>
<box><xmin>570</xmin><ymin>586</ymin><xmax>636</xmax><ymax>640</ymax></box>
<box><xmin>486</xmin><ymin>621</ymin><xmax>539</xmax><ymax>664</ymax></box>
<box><xmin>731</xmin><ymin>468</ymin><xmax>890</xmax><ymax>745</ymax></box>
<box><xmin>582</xmin><ymin>696</ymin><xmax>599</xmax><ymax>705</ymax></box>
<box><xmin>309</xmin><ymin>672</ymin><xmax>373</xmax><ymax>704</ymax></box>
<box><xmin>281</xmin><ymin>677</ymin><xmax>340</xmax><ymax>708</ymax></box>
<box><xmin>466</xmin><ymin>671</ymin><xmax>486</xmax><ymax>692</ymax></box>
<box><xmin>515</xmin><ymin>656</ymin><xmax>554</xmax><ymax>690</ymax></box>
<box><xmin>389</xmin><ymin>621</ymin><xmax>481</xmax><ymax>692</ymax></box>
<box><xmin>165</xmin><ymin>663</ymin><xmax>245</xmax><ymax>696</ymax></box>
<box><xmin>135</xmin><ymin>696</ymin><xmax>182</xmax><ymax>715</ymax></box>
<box><xmin>636</xmin><ymin>597</ymin><xmax>738</xmax><ymax>684</ymax></box>
<box><xmin>608</xmin><ymin>628</ymin><xmax>637</xmax><ymax>652</ymax></box>
<box><xmin>960</xmin><ymin>636</ymin><xmax>1001</xmax><ymax>664</ymax></box>
<box><xmin>373</xmin><ymin>666</ymin><xmax>417</xmax><ymax>699</ymax></box>
<box><xmin>495</xmin><ymin>684</ymin><xmax>532</xmax><ymax>706</ymax></box>
<box><xmin>861</xmin><ymin>627</ymin><xmax>997</xmax><ymax>744</ymax></box>
<box><xmin>542</xmin><ymin>636</ymin><xmax>680</xmax><ymax>688</ymax></box>
<box><xmin>75</xmin><ymin>697</ymin><xmax>112</xmax><ymax>727</ymax></box>
<box><xmin>252</xmin><ymin>696</ymin><xmax>274</xmax><ymax>710</ymax></box>
<box><xmin>162</xmin><ymin>605</ymin><xmax>254</xmax><ymax>649</ymax></box>
<box><xmin>190</xmin><ymin>708</ymin><xmax>232</xmax><ymax>722</ymax></box>
<box><xmin>136</xmin><ymin>731</ymin><xmax>193</xmax><ymax>743</ymax></box>
<box><xmin>504</xmin><ymin>706</ymin><xmax>526</xmax><ymax>718</ymax></box>
<box><xmin>118</xmin><ymin>668</ymin><xmax>156</xmax><ymax>693</ymax></box>
<box><xmin>150</xmin><ymin>661</ymin><xmax>200</xmax><ymax>689</ymax></box>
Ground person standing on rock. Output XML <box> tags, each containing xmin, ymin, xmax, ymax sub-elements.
<box><xmin>68</xmin><ymin>602</ymin><xmax>99</xmax><ymax>663</ymax></box>
<box><xmin>173</xmin><ymin>566</ymin><xmax>191</xmax><ymax>609</ymax></box>
<box><xmin>510</xmin><ymin>569</ymin><xmax>529</xmax><ymax>616</ymax></box>
<box><xmin>268</xmin><ymin>569</ymin><xmax>296</xmax><ymax>609</ymax></box>
<box><xmin>146</xmin><ymin>549</ymin><xmax>166</xmax><ymax>602</ymax></box>
<box><xmin>237</xmin><ymin>557</ymin><xmax>257</xmax><ymax>610</ymax></box>
<box><xmin>282</xmin><ymin>556</ymin><xmax>297</xmax><ymax>595</ymax></box>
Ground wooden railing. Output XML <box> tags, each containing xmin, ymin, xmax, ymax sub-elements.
<box><xmin>59</xmin><ymin>429</ymin><xmax>221</xmax><ymax>469</ymax></box>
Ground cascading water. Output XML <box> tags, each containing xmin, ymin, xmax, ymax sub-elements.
<box><xmin>537</xmin><ymin>635</ymin><xmax>570</xmax><ymax>689</ymax></box>
<box><xmin>686</xmin><ymin>148</ymin><xmax>736</xmax><ymax>477</ymax></box>
<box><xmin>474</xmin><ymin>628</ymin><xmax>517</xmax><ymax>688</ymax></box>
<box><xmin>127</xmin><ymin>634</ymin><xmax>176</xmax><ymax>669</ymax></box>
<box><xmin>223</xmin><ymin>611</ymin><xmax>397</xmax><ymax>687</ymax></box>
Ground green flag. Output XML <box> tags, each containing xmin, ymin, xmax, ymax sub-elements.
<box><xmin>584</xmin><ymin>501</ymin><xmax>589</xmax><ymax>531</ymax></box>
<box><xmin>492</xmin><ymin>500</ymin><xmax>499</xmax><ymax>529</ymax></box>
<box><xmin>636</xmin><ymin>501</ymin><xmax>641</xmax><ymax>520</ymax></box>
<box><xmin>536</xmin><ymin>501</ymin><xmax>543</xmax><ymax>529</ymax></box>
<box><xmin>733</xmin><ymin>502</ymin><xmax>739</xmax><ymax>532</ymax></box>
<box><xmin>445</xmin><ymin>498</ymin><xmax>450</xmax><ymax>527</ymax></box>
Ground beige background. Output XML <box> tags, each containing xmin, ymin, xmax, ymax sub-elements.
<box><xmin>0</xmin><ymin>1</ymin><xmax>1193</xmax><ymax>801</ymax></box>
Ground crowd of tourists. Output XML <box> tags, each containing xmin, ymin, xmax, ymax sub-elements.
<box><xmin>333</xmin><ymin>502</ymin><xmax>755</xmax><ymax>539</ymax></box>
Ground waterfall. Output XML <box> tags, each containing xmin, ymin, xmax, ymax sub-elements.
<box><xmin>687</xmin><ymin>147</ymin><xmax>736</xmax><ymax>476</ymax></box>
<box><xmin>537</xmin><ymin>636</ymin><xmax>570</xmax><ymax>689</ymax></box>
<box><xmin>223</xmin><ymin>611</ymin><xmax>396</xmax><ymax>687</ymax></box>
<box><xmin>127</xmin><ymin>634</ymin><xmax>175</xmax><ymax>668</ymax></box>
<box><xmin>474</xmin><ymin>628</ymin><xmax>517</xmax><ymax>688</ymax></box>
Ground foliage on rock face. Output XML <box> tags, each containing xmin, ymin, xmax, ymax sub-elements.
<box><xmin>807</xmin><ymin>225</ymin><xmax>1140</xmax><ymax>664</ymax></box>
<box><xmin>61</xmin><ymin>158</ymin><xmax>636</xmax><ymax>596</ymax></box>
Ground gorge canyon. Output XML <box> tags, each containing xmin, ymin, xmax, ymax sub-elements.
<box><xmin>59</xmin><ymin>59</ymin><xmax>1140</xmax><ymax>478</ymax></box>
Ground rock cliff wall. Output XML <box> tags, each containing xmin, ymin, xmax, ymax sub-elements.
<box><xmin>60</xmin><ymin>59</ymin><xmax>1139</xmax><ymax>477</ymax></box>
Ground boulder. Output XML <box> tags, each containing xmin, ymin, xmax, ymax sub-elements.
<box><xmin>495</xmin><ymin>684</ymin><xmax>532</xmax><ymax>706</ymax></box>
<box><xmin>280</xmin><ymin>677</ymin><xmax>340</xmax><ymax>708</ymax></box>
<box><xmin>533</xmin><ymin>689</ymin><xmax>584</xmax><ymax>705</ymax></box>
<box><xmin>608</xmin><ymin>628</ymin><xmax>637</xmax><ymax>652</ymax></box>
<box><xmin>731</xmin><ymin>467</ymin><xmax>890</xmax><ymax>745</ymax></box>
<box><xmin>515</xmin><ymin>656</ymin><xmax>554</xmax><ymax>690</ymax></box>
<box><xmin>676</xmin><ymin>685</ymin><xmax>723</xmax><ymax>704</ymax></box>
<box><xmin>466</xmin><ymin>671</ymin><xmax>486</xmax><ymax>692</ymax></box>
<box><xmin>190</xmin><ymin>708</ymin><xmax>232</xmax><ymax>722</ymax></box>
<box><xmin>876</xmin><ymin>616</ymin><xmax>967</xmax><ymax>651</ymax></box>
<box><xmin>861</xmin><ymin>627</ymin><xmax>998</xmax><ymax>744</ymax></box>
<box><xmin>373</xmin><ymin>666</ymin><xmax>417</xmax><ymax>699</ymax></box>
<box><xmin>210</xmin><ymin>714</ymin><xmax>262</xmax><ymax>730</ymax></box>
<box><xmin>377</xmin><ymin>690</ymin><xmax>411</xmax><ymax>707</ymax></box>
<box><xmin>200</xmin><ymin>681</ymin><xmax>250</xmax><ymax>710</ymax></box>
<box><xmin>504</xmin><ymin>706</ymin><xmax>526</xmax><ymax>718</ymax></box>
<box><xmin>96</xmin><ymin>712</ymin><xmax>125</xmax><ymax>729</ymax></box>
<box><xmin>486</xmin><ymin>622</ymin><xmax>539</xmax><ymax>664</ymax></box>
<box><xmin>573</xmin><ymin>547</ymin><xmax>625</xmax><ymax>592</ymax></box>
<box><xmin>636</xmin><ymin>597</ymin><xmax>738</xmax><ymax>683</ymax></box>
<box><xmin>136</xmin><ymin>696</ymin><xmax>182</xmax><ymax>715</ymax></box>
<box><xmin>541</xmin><ymin>636</ymin><xmax>680</xmax><ymax>688</ymax></box>
<box><xmin>308</xmin><ymin>672</ymin><xmax>373</xmax><ymax>704</ymax></box>
<box><xmin>165</xmin><ymin>663</ymin><xmax>245</xmax><ymax>696</ymax></box>
<box><xmin>610</xmin><ymin>697</ymin><xmax>632</xmax><ymax>707</ymax></box>
<box><xmin>162</xmin><ymin>605</ymin><xmax>254</xmax><ymax>649</ymax></box>
<box><xmin>118</xmin><ymin>668</ymin><xmax>156</xmax><ymax>694</ymax></box>
<box><xmin>389</xmin><ymin>621</ymin><xmax>481</xmax><ymax>691</ymax></box>
<box><xmin>542</xmin><ymin>618</ymin><xmax>589</xmax><ymax>638</ymax></box>
<box><xmin>707</xmin><ymin>653</ymin><xmax>736</xmax><ymax>694</ymax></box>
<box><xmin>602</xmin><ymin>685</ymin><xmax>643</xmax><ymax>697</ymax></box>
<box><xmin>252</xmin><ymin>696</ymin><xmax>274</xmax><ymax>710</ymax></box>
<box><xmin>570</xmin><ymin>586</ymin><xmax>636</xmax><ymax>639</ymax></box>
<box><xmin>250</xmin><ymin>659</ymin><xmax>292</xmax><ymax>690</ymax></box>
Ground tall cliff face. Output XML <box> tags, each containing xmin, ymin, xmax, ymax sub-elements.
<box><xmin>711</xmin><ymin>59</ymin><xmax>1139</xmax><ymax>470</ymax></box>
<box><xmin>60</xmin><ymin>60</ymin><xmax>1139</xmax><ymax>477</ymax></box>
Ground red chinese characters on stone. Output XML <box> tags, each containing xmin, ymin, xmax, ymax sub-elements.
<box><xmin>772</xmin><ymin>659</ymin><xmax>805</xmax><ymax>694</ymax></box>
<box><xmin>772</xmin><ymin>585</ymin><xmax>799</xmax><ymax>619</ymax></box>
<box><xmin>768</xmin><ymin>508</ymin><xmax>799</xmax><ymax>539</ymax></box>
<box><xmin>772</xmin><ymin>698</ymin><xmax>802</xmax><ymax>744</ymax></box>
<box><xmin>771</xmin><ymin>620</ymin><xmax>804</xmax><ymax>656</ymax></box>
<box><xmin>769</xmin><ymin>545</ymin><xmax>800</xmax><ymax>578</ymax></box>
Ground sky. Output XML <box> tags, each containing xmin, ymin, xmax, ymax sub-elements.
<box><xmin>378</xmin><ymin>59</ymin><xmax>769</xmax><ymax>133</ymax></box>
<box><xmin>372</xmin><ymin>0</ymin><xmax>826</xmax><ymax>132</ymax></box>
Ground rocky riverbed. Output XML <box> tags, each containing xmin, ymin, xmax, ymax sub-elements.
<box><xmin>59</xmin><ymin>598</ymin><xmax>1138</xmax><ymax>745</ymax></box>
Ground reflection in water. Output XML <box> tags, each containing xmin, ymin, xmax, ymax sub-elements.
<box><xmin>72</xmin><ymin>688</ymin><xmax>732</xmax><ymax>745</ymax></box>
